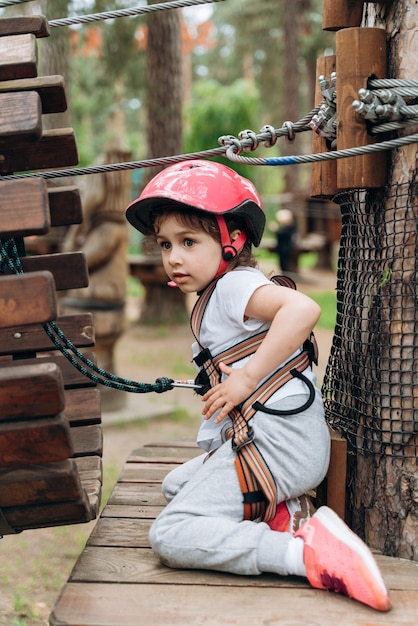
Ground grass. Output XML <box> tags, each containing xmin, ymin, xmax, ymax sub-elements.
<box><xmin>306</xmin><ymin>290</ymin><xmax>337</xmax><ymax>331</ymax></box>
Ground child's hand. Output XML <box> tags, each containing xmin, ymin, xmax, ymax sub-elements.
<box><xmin>201</xmin><ymin>362</ymin><xmax>257</xmax><ymax>423</ymax></box>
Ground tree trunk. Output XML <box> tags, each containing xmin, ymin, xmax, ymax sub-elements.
<box><xmin>344</xmin><ymin>2</ymin><xmax>418</xmax><ymax>559</ymax></box>
<box><xmin>141</xmin><ymin>0</ymin><xmax>187</xmax><ymax>324</ymax></box>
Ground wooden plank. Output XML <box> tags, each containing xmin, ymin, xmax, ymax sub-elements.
<box><xmin>0</xmin><ymin>271</ymin><xmax>57</xmax><ymax>328</ymax></box>
<box><xmin>119</xmin><ymin>462</ymin><xmax>181</xmax><ymax>483</ymax></box>
<box><xmin>0</xmin><ymin>459</ymin><xmax>82</xmax><ymax>506</ymax></box>
<box><xmin>0</xmin><ymin>34</ymin><xmax>37</xmax><ymax>81</ymax></box>
<box><xmin>74</xmin><ymin>456</ymin><xmax>102</xmax><ymax>483</ymax></box>
<box><xmin>0</xmin><ymin>313</ymin><xmax>95</xmax><ymax>356</ymax></box>
<box><xmin>71</xmin><ymin>424</ymin><xmax>103</xmax><ymax>458</ymax></box>
<box><xmin>0</xmin><ymin>178</ymin><xmax>50</xmax><ymax>237</ymax></box>
<box><xmin>327</xmin><ymin>428</ymin><xmax>347</xmax><ymax>520</ymax></box>
<box><xmin>0</xmin><ymin>128</ymin><xmax>78</xmax><ymax>173</ymax></box>
<box><xmin>107</xmin><ymin>482</ymin><xmax>167</xmax><ymax>508</ymax></box>
<box><xmin>0</xmin><ymin>91</ymin><xmax>42</xmax><ymax>140</ymax></box>
<box><xmin>0</xmin><ymin>15</ymin><xmax>49</xmax><ymax>38</ymax></box>
<box><xmin>69</xmin><ymin>545</ymin><xmax>300</xmax><ymax>587</ymax></box>
<box><xmin>0</xmin><ymin>353</ymin><xmax>98</xmax><ymax>389</ymax></box>
<box><xmin>48</xmin><ymin>185</ymin><xmax>82</xmax><ymax>226</ymax></box>
<box><xmin>4</xmin><ymin>493</ymin><xmax>92</xmax><ymax>531</ymax></box>
<box><xmin>49</xmin><ymin>584</ymin><xmax>418</xmax><ymax>626</ymax></box>
<box><xmin>20</xmin><ymin>252</ymin><xmax>89</xmax><ymax>291</ymax></box>
<box><xmin>100</xmin><ymin>504</ymin><xmax>164</xmax><ymax>519</ymax></box>
<box><xmin>0</xmin><ymin>361</ymin><xmax>64</xmax><ymax>420</ymax></box>
<box><xmin>0</xmin><ymin>75</ymin><xmax>67</xmax><ymax>114</ymax></box>
<box><xmin>127</xmin><ymin>445</ymin><xmax>202</xmax><ymax>464</ymax></box>
<box><xmin>87</xmin><ymin>518</ymin><xmax>152</xmax><ymax>548</ymax></box>
<box><xmin>64</xmin><ymin>388</ymin><xmax>102</xmax><ymax>426</ymax></box>
<box><xmin>0</xmin><ymin>413</ymin><xmax>73</xmax><ymax>468</ymax></box>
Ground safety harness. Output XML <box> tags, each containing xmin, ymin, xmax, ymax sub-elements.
<box><xmin>191</xmin><ymin>274</ymin><xmax>318</xmax><ymax>523</ymax></box>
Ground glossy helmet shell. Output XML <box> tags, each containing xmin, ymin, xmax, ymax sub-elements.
<box><xmin>125</xmin><ymin>159</ymin><xmax>265</xmax><ymax>246</ymax></box>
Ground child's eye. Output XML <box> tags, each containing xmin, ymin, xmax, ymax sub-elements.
<box><xmin>184</xmin><ymin>238</ymin><xmax>195</xmax><ymax>248</ymax></box>
<box><xmin>160</xmin><ymin>241</ymin><xmax>171</xmax><ymax>251</ymax></box>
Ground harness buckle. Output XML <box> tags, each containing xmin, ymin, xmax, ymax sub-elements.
<box><xmin>231</xmin><ymin>424</ymin><xmax>255</xmax><ymax>451</ymax></box>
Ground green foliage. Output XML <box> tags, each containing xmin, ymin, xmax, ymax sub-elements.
<box><xmin>305</xmin><ymin>290</ymin><xmax>337</xmax><ymax>331</ymax></box>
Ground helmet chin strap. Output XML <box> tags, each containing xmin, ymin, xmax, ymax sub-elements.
<box><xmin>215</xmin><ymin>216</ymin><xmax>247</xmax><ymax>278</ymax></box>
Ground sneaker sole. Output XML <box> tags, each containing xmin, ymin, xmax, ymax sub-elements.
<box><xmin>303</xmin><ymin>506</ymin><xmax>391</xmax><ymax>611</ymax></box>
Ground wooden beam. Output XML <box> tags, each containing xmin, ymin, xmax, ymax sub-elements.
<box><xmin>0</xmin><ymin>178</ymin><xmax>50</xmax><ymax>238</ymax></box>
<box><xmin>48</xmin><ymin>186</ymin><xmax>82</xmax><ymax>226</ymax></box>
<box><xmin>0</xmin><ymin>128</ymin><xmax>79</xmax><ymax>173</ymax></box>
<box><xmin>0</xmin><ymin>16</ymin><xmax>49</xmax><ymax>38</ymax></box>
<box><xmin>0</xmin><ymin>271</ymin><xmax>57</xmax><ymax>328</ymax></box>
<box><xmin>20</xmin><ymin>251</ymin><xmax>89</xmax><ymax>291</ymax></box>
<box><xmin>0</xmin><ymin>34</ymin><xmax>37</xmax><ymax>81</ymax></box>
<box><xmin>0</xmin><ymin>91</ymin><xmax>42</xmax><ymax>140</ymax></box>
<box><xmin>0</xmin><ymin>314</ymin><xmax>95</xmax><ymax>357</ymax></box>
<box><xmin>0</xmin><ymin>75</ymin><xmax>67</xmax><ymax>114</ymax></box>
<box><xmin>0</xmin><ymin>362</ymin><xmax>64</xmax><ymax>421</ymax></box>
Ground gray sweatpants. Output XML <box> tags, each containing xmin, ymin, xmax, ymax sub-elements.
<box><xmin>149</xmin><ymin>393</ymin><xmax>330</xmax><ymax>577</ymax></box>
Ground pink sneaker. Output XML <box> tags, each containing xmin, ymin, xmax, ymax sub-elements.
<box><xmin>294</xmin><ymin>506</ymin><xmax>391</xmax><ymax>612</ymax></box>
<box><xmin>268</xmin><ymin>494</ymin><xmax>315</xmax><ymax>533</ymax></box>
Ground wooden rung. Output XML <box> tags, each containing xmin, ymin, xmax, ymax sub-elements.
<box><xmin>0</xmin><ymin>361</ymin><xmax>64</xmax><ymax>421</ymax></box>
<box><xmin>0</xmin><ymin>34</ymin><xmax>37</xmax><ymax>81</ymax></box>
<box><xmin>0</xmin><ymin>413</ymin><xmax>74</xmax><ymax>469</ymax></box>
<box><xmin>326</xmin><ymin>428</ymin><xmax>347</xmax><ymax>520</ymax></box>
<box><xmin>64</xmin><ymin>388</ymin><xmax>102</xmax><ymax>426</ymax></box>
<box><xmin>0</xmin><ymin>459</ymin><xmax>83</xmax><ymax>507</ymax></box>
<box><xmin>336</xmin><ymin>27</ymin><xmax>387</xmax><ymax>190</ymax></box>
<box><xmin>0</xmin><ymin>75</ymin><xmax>67</xmax><ymax>114</ymax></box>
<box><xmin>0</xmin><ymin>16</ymin><xmax>49</xmax><ymax>38</ymax></box>
<box><xmin>310</xmin><ymin>55</ymin><xmax>338</xmax><ymax>199</ymax></box>
<box><xmin>74</xmin><ymin>456</ymin><xmax>103</xmax><ymax>483</ymax></box>
<box><xmin>0</xmin><ymin>91</ymin><xmax>42</xmax><ymax>140</ymax></box>
<box><xmin>20</xmin><ymin>251</ymin><xmax>89</xmax><ymax>291</ymax></box>
<box><xmin>0</xmin><ymin>128</ymin><xmax>79</xmax><ymax>174</ymax></box>
<box><xmin>0</xmin><ymin>178</ymin><xmax>50</xmax><ymax>238</ymax></box>
<box><xmin>2</xmin><ymin>493</ymin><xmax>92</xmax><ymax>532</ymax></box>
<box><xmin>0</xmin><ymin>313</ymin><xmax>95</xmax><ymax>357</ymax></box>
<box><xmin>48</xmin><ymin>185</ymin><xmax>82</xmax><ymax>226</ymax></box>
<box><xmin>71</xmin><ymin>424</ymin><xmax>103</xmax><ymax>458</ymax></box>
<box><xmin>322</xmin><ymin>0</ymin><xmax>364</xmax><ymax>31</ymax></box>
<box><xmin>0</xmin><ymin>353</ymin><xmax>98</xmax><ymax>389</ymax></box>
<box><xmin>0</xmin><ymin>271</ymin><xmax>57</xmax><ymax>328</ymax></box>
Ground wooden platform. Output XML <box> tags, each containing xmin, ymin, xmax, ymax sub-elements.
<box><xmin>50</xmin><ymin>442</ymin><xmax>418</xmax><ymax>626</ymax></box>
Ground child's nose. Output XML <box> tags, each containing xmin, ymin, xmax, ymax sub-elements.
<box><xmin>168</xmin><ymin>246</ymin><xmax>182</xmax><ymax>265</ymax></box>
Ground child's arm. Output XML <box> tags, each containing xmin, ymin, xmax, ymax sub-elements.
<box><xmin>201</xmin><ymin>284</ymin><xmax>321</xmax><ymax>423</ymax></box>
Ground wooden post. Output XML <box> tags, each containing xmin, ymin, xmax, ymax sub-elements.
<box><xmin>336</xmin><ymin>27</ymin><xmax>387</xmax><ymax>190</ymax></box>
<box><xmin>310</xmin><ymin>55</ymin><xmax>338</xmax><ymax>198</ymax></box>
<box><xmin>323</xmin><ymin>0</ymin><xmax>365</xmax><ymax>31</ymax></box>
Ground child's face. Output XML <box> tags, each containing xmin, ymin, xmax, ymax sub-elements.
<box><xmin>155</xmin><ymin>214</ymin><xmax>222</xmax><ymax>293</ymax></box>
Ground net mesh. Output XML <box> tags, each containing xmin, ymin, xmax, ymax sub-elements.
<box><xmin>322</xmin><ymin>180</ymin><xmax>418</xmax><ymax>459</ymax></box>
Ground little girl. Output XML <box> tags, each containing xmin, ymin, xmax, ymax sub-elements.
<box><xmin>125</xmin><ymin>160</ymin><xmax>391</xmax><ymax>612</ymax></box>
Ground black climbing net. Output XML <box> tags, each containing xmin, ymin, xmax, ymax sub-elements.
<box><xmin>322</xmin><ymin>179</ymin><xmax>418</xmax><ymax>460</ymax></box>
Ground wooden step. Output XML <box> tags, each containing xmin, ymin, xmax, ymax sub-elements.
<box><xmin>0</xmin><ymin>91</ymin><xmax>41</xmax><ymax>140</ymax></box>
<box><xmin>65</xmin><ymin>388</ymin><xmax>102</xmax><ymax>426</ymax></box>
<box><xmin>0</xmin><ymin>361</ymin><xmax>64</xmax><ymax>420</ymax></box>
<box><xmin>0</xmin><ymin>353</ymin><xmax>98</xmax><ymax>388</ymax></box>
<box><xmin>0</xmin><ymin>33</ymin><xmax>37</xmax><ymax>81</ymax></box>
<box><xmin>0</xmin><ymin>75</ymin><xmax>67</xmax><ymax>114</ymax></box>
<box><xmin>0</xmin><ymin>178</ymin><xmax>50</xmax><ymax>238</ymax></box>
<box><xmin>0</xmin><ymin>15</ymin><xmax>49</xmax><ymax>38</ymax></box>
<box><xmin>48</xmin><ymin>185</ymin><xmax>82</xmax><ymax>226</ymax></box>
<box><xmin>0</xmin><ymin>314</ymin><xmax>94</xmax><ymax>357</ymax></box>
<box><xmin>0</xmin><ymin>127</ymin><xmax>78</xmax><ymax>173</ymax></box>
<box><xmin>0</xmin><ymin>413</ymin><xmax>74</xmax><ymax>469</ymax></box>
<box><xmin>20</xmin><ymin>251</ymin><xmax>89</xmax><ymax>291</ymax></box>
<box><xmin>0</xmin><ymin>271</ymin><xmax>57</xmax><ymax>328</ymax></box>
<box><xmin>0</xmin><ymin>459</ymin><xmax>83</xmax><ymax>507</ymax></box>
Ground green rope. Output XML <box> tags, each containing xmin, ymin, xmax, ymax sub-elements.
<box><xmin>0</xmin><ymin>238</ymin><xmax>174</xmax><ymax>395</ymax></box>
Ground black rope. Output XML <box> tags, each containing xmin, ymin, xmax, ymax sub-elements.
<box><xmin>0</xmin><ymin>238</ymin><xmax>174</xmax><ymax>395</ymax></box>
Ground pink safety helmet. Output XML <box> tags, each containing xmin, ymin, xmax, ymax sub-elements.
<box><xmin>125</xmin><ymin>160</ymin><xmax>265</xmax><ymax>246</ymax></box>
